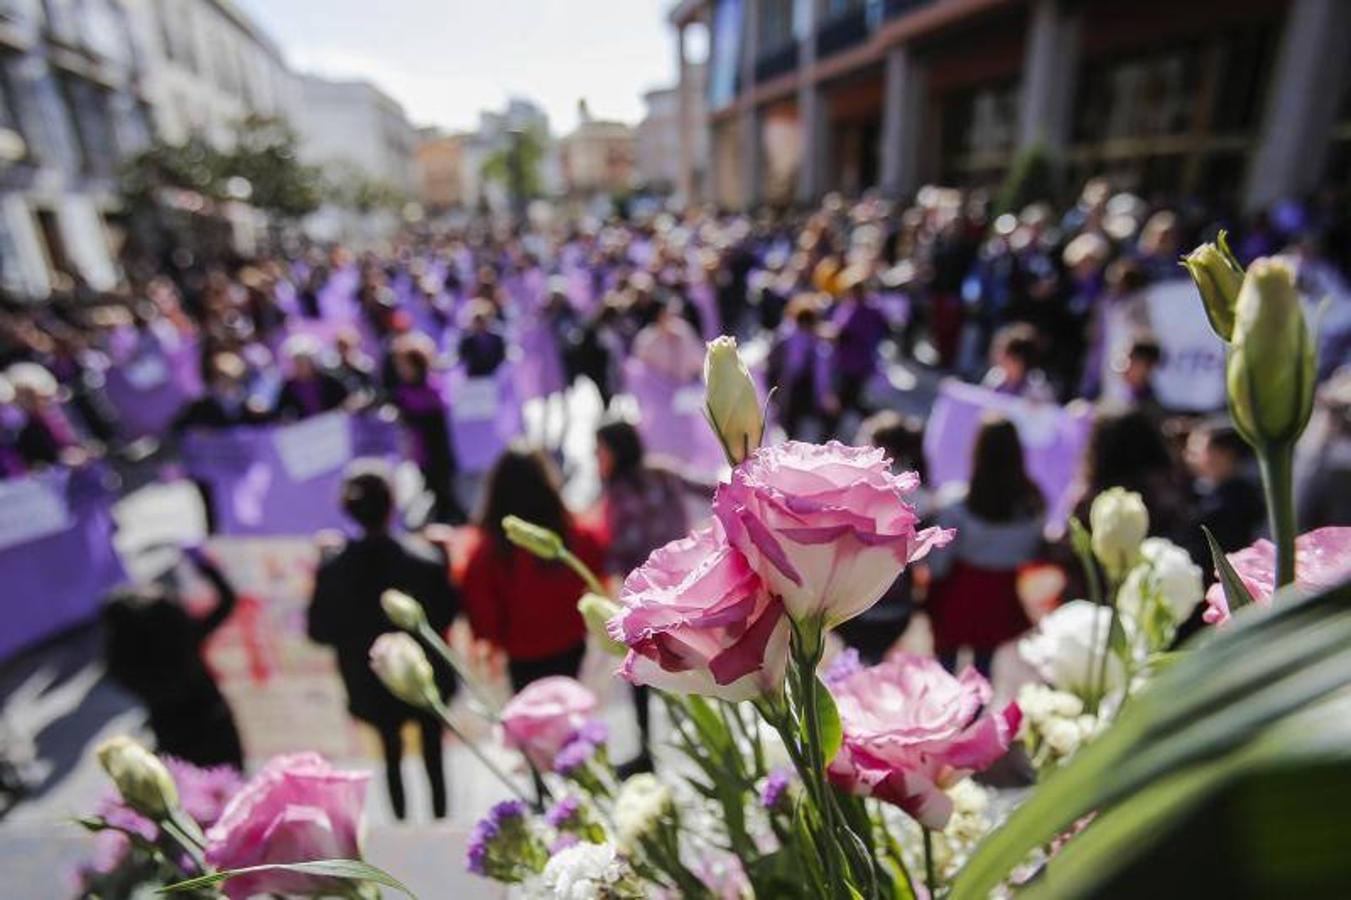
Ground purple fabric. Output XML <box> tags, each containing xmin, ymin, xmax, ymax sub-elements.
<box><xmin>687</xmin><ymin>282</ymin><xmax>722</xmax><ymax>340</ymax></box>
<box><xmin>0</xmin><ymin>466</ymin><xmax>125</xmax><ymax>661</ymax></box>
<box><xmin>623</xmin><ymin>358</ymin><xmax>726</xmax><ymax>477</ymax></box>
<box><xmin>180</xmin><ymin>413</ymin><xmax>402</xmax><ymax>536</ymax></box>
<box><xmin>103</xmin><ymin>337</ymin><xmax>203</xmax><ymax>441</ymax></box>
<box><xmin>922</xmin><ymin>380</ymin><xmax>1092</xmax><ymax>527</ymax></box>
<box><xmin>831</xmin><ymin>300</ymin><xmax>889</xmax><ymax>377</ymax></box>
<box><xmin>446</xmin><ymin>364</ymin><xmax>524</xmax><ymax>473</ymax></box>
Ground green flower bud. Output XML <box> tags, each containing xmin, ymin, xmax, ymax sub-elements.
<box><xmin>502</xmin><ymin>515</ymin><xmax>564</xmax><ymax>561</ymax></box>
<box><xmin>369</xmin><ymin>632</ymin><xmax>439</xmax><ymax>709</ymax></box>
<box><xmin>1089</xmin><ymin>488</ymin><xmax>1149</xmax><ymax>580</ymax></box>
<box><xmin>1181</xmin><ymin>232</ymin><xmax>1244</xmax><ymax>341</ymax></box>
<box><xmin>381</xmin><ymin>588</ymin><xmax>426</xmax><ymax>632</ymax></box>
<box><xmin>95</xmin><ymin>736</ymin><xmax>178</xmax><ymax>820</ymax></box>
<box><xmin>703</xmin><ymin>336</ymin><xmax>763</xmax><ymax>465</ymax></box>
<box><xmin>1227</xmin><ymin>258</ymin><xmax>1316</xmax><ymax>448</ymax></box>
<box><xmin>578</xmin><ymin>592</ymin><xmax>626</xmax><ymax>657</ymax></box>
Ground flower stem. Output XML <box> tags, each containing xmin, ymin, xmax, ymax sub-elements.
<box><xmin>431</xmin><ymin>700</ymin><xmax>540</xmax><ymax>810</ymax></box>
<box><xmin>1258</xmin><ymin>442</ymin><xmax>1297</xmax><ymax>588</ymax></box>
<box><xmin>922</xmin><ymin>827</ymin><xmax>937</xmax><ymax>898</ymax></box>
<box><xmin>560</xmin><ymin>547</ymin><xmax>608</xmax><ymax>597</ymax></box>
<box><xmin>416</xmin><ymin>621</ymin><xmax>499</xmax><ymax>718</ymax></box>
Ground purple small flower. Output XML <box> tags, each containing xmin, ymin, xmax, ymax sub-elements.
<box><xmin>488</xmin><ymin>798</ymin><xmax>528</xmax><ymax>825</ymax></box>
<box><xmin>760</xmin><ymin>769</ymin><xmax>793</xmax><ymax>810</ymax></box>
<box><xmin>466</xmin><ymin>801</ymin><xmax>525</xmax><ymax>876</ymax></box>
<box><xmin>465</xmin><ymin>835</ymin><xmax>490</xmax><ymax>876</ymax></box>
<box><xmin>572</xmin><ymin>719</ymin><xmax>609</xmax><ymax>745</ymax></box>
<box><xmin>552</xmin><ymin>735</ymin><xmax>599</xmax><ymax>775</ymax></box>
<box><xmin>545</xmin><ymin>794</ymin><xmax>582</xmax><ymax>829</ymax></box>
<box><xmin>550</xmin><ymin>833</ymin><xmax>581</xmax><ymax>853</ymax></box>
<box><xmin>823</xmin><ymin>648</ymin><xmax>864</xmax><ymax>688</ymax></box>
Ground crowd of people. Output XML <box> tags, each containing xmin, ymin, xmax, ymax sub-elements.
<box><xmin>3</xmin><ymin>178</ymin><xmax>1349</xmax><ymax>819</ymax></box>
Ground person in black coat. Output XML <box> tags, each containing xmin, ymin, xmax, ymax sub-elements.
<box><xmin>307</xmin><ymin>465</ymin><xmax>458</xmax><ymax>820</ymax></box>
<box><xmin>273</xmin><ymin>338</ymin><xmax>350</xmax><ymax>421</ymax></box>
<box><xmin>103</xmin><ymin>547</ymin><xmax>245</xmax><ymax>769</ymax></box>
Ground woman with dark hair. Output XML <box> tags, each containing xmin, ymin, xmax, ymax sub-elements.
<box><xmin>925</xmin><ymin>416</ymin><xmax>1046</xmax><ymax>677</ymax></box>
<box><xmin>102</xmin><ymin>548</ymin><xmax>244</xmax><ymax>769</ymax></box>
<box><xmin>593</xmin><ymin>420</ymin><xmax>711</xmax><ymax>772</ymax></box>
<box><xmin>1073</xmin><ymin>408</ymin><xmax>1191</xmax><ymax>542</ymax></box>
<box><xmin>388</xmin><ymin>336</ymin><xmax>465</xmax><ymax>524</ymax></box>
<box><xmin>461</xmin><ymin>443</ymin><xmax>606</xmax><ymax>692</ymax></box>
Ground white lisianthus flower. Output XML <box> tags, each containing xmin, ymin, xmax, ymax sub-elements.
<box><xmin>1089</xmin><ymin>488</ymin><xmax>1149</xmax><ymax>578</ymax></box>
<box><xmin>1042</xmin><ymin>718</ymin><xmax>1083</xmax><ymax>757</ymax></box>
<box><xmin>614</xmin><ymin>774</ymin><xmax>673</xmax><ymax>844</ymax></box>
<box><xmin>539</xmin><ymin>842</ymin><xmax>639</xmax><ymax>900</ymax></box>
<box><xmin>1019</xmin><ymin>601</ymin><xmax>1123</xmax><ymax>698</ymax></box>
<box><xmin>1119</xmin><ymin>538</ymin><xmax>1204</xmax><ymax>624</ymax></box>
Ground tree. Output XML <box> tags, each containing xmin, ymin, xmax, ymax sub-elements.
<box><xmin>480</xmin><ymin>126</ymin><xmax>547</xmax><ymax>206</ymax></box>
<box><xmin>221</xmin><ymin>114</ymin><xmax>323</xmax><ymax>219</ymax></box>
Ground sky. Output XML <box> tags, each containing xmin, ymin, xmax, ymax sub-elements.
<box><xmin>236</xmin><ymin>0</ymin><xmax>690</xmax><ymax>134</ymax></box>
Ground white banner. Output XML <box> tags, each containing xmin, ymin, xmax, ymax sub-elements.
<box><xmin>273</xmin><ymin>412</ymin><xmax>352</xmax><ymax>482</ymax></box>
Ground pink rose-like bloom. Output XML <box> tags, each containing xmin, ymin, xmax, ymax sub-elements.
<box><xmin>500</xmin><ymin>676</ymin><xmax>600</xmax><ymax>770</ymax></box>
<box><xmin>714</xmin><ymin>441</ymin><xmax>952</xmax><ymax>628</ymax></box>
<box><xmin>204</xmin><ymin>753</ymin><xmax>369</xmax><ymax>900</ymax></box>
<box><xmin>1204</xmin><ymin>526</ymin><xmax>1351</xmax><ymax>625</ymax></box>
<box><xmin>827</xmin><ymin>654</ymin><xmax>1021</xmax><ymax>829</ymax></box>
<box><xmin>610</xmin><ymin>522</ymin><xmax>790</xmax><ymax>701</ymax></box>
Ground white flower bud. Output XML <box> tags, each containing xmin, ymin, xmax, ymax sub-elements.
<box><xmin>369</xmin><ymin>632</ymin><xmax>439</xmax><ymax>709</ymax></box>
<box><xmin>381</xmin><ymin>589</ymin><xmax>426</xmax><ymax>632</ymax></box>
<box><xmin>96</xmin><ymin>736</ymin><xmax>179</xmax><ymax>820</ymax></box>
<box><xmin>1090</xmin><ymin>488</ymin><xmax>1149</xmax><ymax>579</ymax></box>
<box><xmin>703</xmin><ymin>336</ymin><xmax>763</xmax><ymax>465</ymax></box>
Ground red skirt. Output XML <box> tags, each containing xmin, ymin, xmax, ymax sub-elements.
<box><xmin>928</xmin><ymin>561</ymin><xmax>1031</xmax><ymax>653</ymax></box>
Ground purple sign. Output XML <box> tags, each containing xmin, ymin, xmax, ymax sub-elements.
<box><xmin>181</xmin><ymin>412</ymin><xmax>403</xmax><ymax>536</ymax></box>
<box><xmin>446</xmin><ymin>365</ymin><xmax>524</xmax><ymax>473</ymax></box>
<box><xmin>923</xmin><ymin>380</ymin><xmax>1093</xmax><ymax>526</ymax></box>
<box><xmin>103</xmin><ymin>333</ymin><xmax>203</xmax><ymax>441</ymax></box>
<box><xmin>0</xmin><ymin>466</ymin><xmax>125</xmax><ymax>660</ymax></box>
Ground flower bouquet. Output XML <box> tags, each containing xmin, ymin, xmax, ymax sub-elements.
<box><xmin>79</xmin><ymin>249</ymin><xmax>1351</xmax><ymax>898</ymax></box>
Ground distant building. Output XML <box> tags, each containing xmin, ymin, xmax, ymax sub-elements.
<box><xmin>415</xmin><ymin>128</ymin><xmax>468</xmax><ymax>211</ymax></box>
<box><xmin>0</xmin><ymin>0</ymin><xmax>153</xmax><ymax>299</ymax></box>
<box><xmin>295</xmin><ymin>76</ymin><xmax>418</xmax><ymax>195</ymax></box>
<box><xmin>128</xmin><ymin>0</ymin><xmax>298</xmax><ymax>150</ymax></box>
<box><xmin>636</xmin><ymin>63</ymin><xmax>708</xmax><ymax>197</ymax></box>
<box><xmin>671</xmin><ymin>0</ymin><xmax>1351</xmax><ymax>211</ymax></box>
<box><xmin>557</xmin><ymin>100</ymin><xmax>635</xmax><ymax>198</ymax></box>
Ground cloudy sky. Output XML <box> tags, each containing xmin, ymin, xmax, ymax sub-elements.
<box><xmin>236</xmin><ymin>0</ymin><xmax>691</xmax><ymax>134</ymax></box>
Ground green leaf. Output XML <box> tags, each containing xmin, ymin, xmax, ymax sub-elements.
<box><xmin>158</xmin><ymin>859</ymin><xmax>415</xmax><ymax>897</ymax></box>
<box><xmin>813</xmin><ymin>676</ymin><xmax>843</xmax><ymax>765</ymax></box>
<box><xmin>1203</xmin><ymin>525</ymin><xmax>1256</xmax><ymax>614</ymax></box>
<box><xmin>949</xmin><ymin>579</ymin><xmax>1351</xmax><ymax>900</ymax></box>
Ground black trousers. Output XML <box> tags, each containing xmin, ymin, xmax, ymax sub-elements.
<box><xmin>508</xmin><ymin>642</ymin><xmax>586</xmax><ymax>694</ymax></box>
<box><xmin>376</xmin><ymin>715</ymin><xmax>447</xmax><ymax>821</ymax></box>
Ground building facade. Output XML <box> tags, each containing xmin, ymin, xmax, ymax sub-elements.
<box><xmin>636</xmin><ymin>62</ymin><xmax>709</xmax><ymax>196</ymax></box>
<box><xmin>126</xmin><ymin>0</ymin><xmax>297</xmax><ymax>151</ymax></box>
<box><xmin>295</xmin><ymin>76</ymin><xmax>419</xmax><ymax>195</ymax></box>
<box><xmin>673</xmin><ymin>0</ymin><xmax>1351</xmax><ymax>210</ymax></box>
<box><xmin>415</xmin><ymin>127</ymin><xmax>468</xmax><ymax>212</ymax></box>
<box><xmin>557</xmin><ymin>100</ymin><xmax>635</xmax><ymax>198</ymax></box>
<box><xmin>0</xmin><ymin>0</ymin><xmax>153</xmax><ymax>299</ymax></box>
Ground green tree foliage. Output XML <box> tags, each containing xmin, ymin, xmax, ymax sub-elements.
<box><xmin>480</xmin><ymin>127</ymin><xmax>547</xmax><ymax>200</ymax></box>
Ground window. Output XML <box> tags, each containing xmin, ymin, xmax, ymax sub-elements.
<box><xmin>57</xmin><ymin>74</ymin><xmax>117</xmax><ymax>178</ymax></box>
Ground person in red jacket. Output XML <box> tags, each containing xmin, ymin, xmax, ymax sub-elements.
<box><xmin>462</xmin><ymin>444</ymin><xmax>606</xmax><ymax>692</ymax></box>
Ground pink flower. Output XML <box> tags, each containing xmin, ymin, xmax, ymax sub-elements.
<box><xmin>500</xmin><ymin>676</ymin><xmax>600</xmax><ymax>770</ymax></box>
<box><xmin>713</xmin><ymin>441</ymin><xmax>952</xmax><ymax>628</ymax></box>
<box><xmin>610</xmin><ymin>522</ymin><xmax>790</xmax><ymax>701</ymax></box>
<box><xmin>163</xmin><ymin>758</ymin><xmax>243</xmax><ymax>830</ymax></box>
<box><xmin>827</xmin><ymin>654</ymin><xmax>1020</xmax><ymax>829</ymax></box>
<box><xmin>204</xmin><ymin>753</ymin><xmax>369</xmax><ymax>900</ymax></box>
<box><xmin>1204</xmin><ymin>527</ymin><xmax>1351</xmax><ymax>625</ymax></box>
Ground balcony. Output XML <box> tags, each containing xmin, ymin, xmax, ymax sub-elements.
<box><xmin>882</xmin><ymin>0</ymin><xmax>938</xmax><ymax>20</ymax></box>
<box><xmin>814</xmin><ymin>6</ymin><xmax>871</xmax><ymax>60</ymax></box>
<box><xmin>754</xmin><ymin>40</ymin><xmax>799</xmax><ymax>84</ymax></box>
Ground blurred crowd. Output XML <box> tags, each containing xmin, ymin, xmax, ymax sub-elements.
<box><xmin>3</xmin><ymin>178</ymin><xmax>1349</xmax><ymax>815</ymax></box>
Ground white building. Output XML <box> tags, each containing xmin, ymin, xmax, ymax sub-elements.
<box><xmin>125</xmin><ymin>0</ymin><xmax>297</xmax><ymax>150</ymax></box>
<box><xmin>0</xmin><ymin>0</ymin><xmax>152</xmax><ymax>299</ymax></box>
<box><xmin>636</xmin><ymin>63</ymin><xmax>707</xmax><ymax>196</ymax></box>
<box><xmin>295</xmin><ymin>76</ymin><xmax>418</xmax><ymax>195</ymax></box>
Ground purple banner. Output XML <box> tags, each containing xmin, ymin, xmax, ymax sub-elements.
<box><xmin>181</xmin><ymin>412</ymin><xmax>403</xmax><ymax>536</ymax></box>
<box><xmin>923</xmin><ymin>379</ymin><xmax>1093</xmax><ymax>526</ymax></box>
<box><xmin>103</xmin><ymin>332</ymin><xmax>203</xmax><ymax>441</ymax></box>
<box><xmin>446</xmin><ymin>365</ymin><xmax>525</xmax><ymax>473</ymax></box>
<box><xmin>0</xmin><ymin>466</ymin><xmax>125</xmax><ymax>660</ymax></box>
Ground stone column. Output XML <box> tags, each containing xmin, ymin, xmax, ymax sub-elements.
<box><xmin>1244</xmin><ymin>0</ymin><xmax>1351</xmax><ymax>211</ymax></box>
<box><xmin>879</xmin><ymin>45</ymin><xmax>925</xmax><ymax>199</ymax></box>
<box><xmin>796</xmin><ymin>0</ymin><xmax>823</xmax><ymax>204</ymax></box>
<box><xmin>676</xmin><ymin>25</ymin><xmax>695</xmax><ymax>202</ymax></box>
<box><xmin>740</xmin><ymin>0</ymin><xmax>762</xmax><ymax>209</ymax></box>
<box><xmin>1017</xmin><ymin>0</ymin><xmax>1080</xmax><ymax>153</ymax></box>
